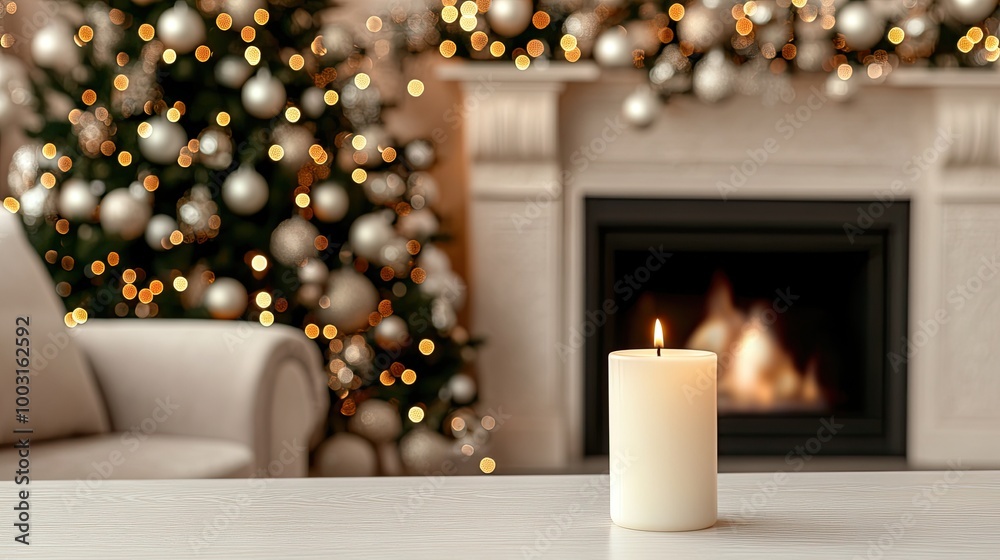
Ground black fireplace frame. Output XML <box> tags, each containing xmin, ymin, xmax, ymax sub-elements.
<box><xmin>584</xmin><ymin>198</ymin><xmax>908</xmax><ymax>457</ymax></box>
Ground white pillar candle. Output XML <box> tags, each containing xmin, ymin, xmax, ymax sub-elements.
<box><xmin>609</xmin><ymin>320</ymin><xmax>717</xmax><ymax>532</ymax></box>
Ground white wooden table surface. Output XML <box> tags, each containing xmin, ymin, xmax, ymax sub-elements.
<box><xmin>3</xmin><ymin>471</ymin><xmax>998</xmax><ymax>558</ymax></box>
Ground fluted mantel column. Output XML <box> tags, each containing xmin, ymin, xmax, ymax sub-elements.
<box><xmin>438</xmin><ymin>62</ymin><xmax>597</xmax><ymax>470</ymax></box>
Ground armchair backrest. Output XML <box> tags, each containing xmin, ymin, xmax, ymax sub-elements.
<box><xmin>0</xmin><ymin>211</ymin><xmax>110</xmax><ymax>444</ymax></box>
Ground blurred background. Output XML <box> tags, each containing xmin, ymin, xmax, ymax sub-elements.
<box><xmin>1</xmin><ymin>0</ymin><xmax>999</xmax><ymax>480</ymax></box>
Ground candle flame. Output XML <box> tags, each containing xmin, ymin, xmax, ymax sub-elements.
<box><xmin>653</xmin><ymin>319</ymin><xmax>664</xmax><ymax>349</ymax></box>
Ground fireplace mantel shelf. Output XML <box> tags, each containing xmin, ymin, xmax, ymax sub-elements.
<box><xmin>438</xmin><ymin>60</ymin><xmax>1000</xmax><ymax>89</ymax></box>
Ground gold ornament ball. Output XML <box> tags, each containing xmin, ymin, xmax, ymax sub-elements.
<box><xmin>270</xmin><ymin>216</ymin><xmax>320</xmax><ymax>267</ymax></box>
<box><xmin>399</xmin><ymin>427</ymin><xmax>453</xmax><ymax>475</ymax></box>
<box><xmin>318</xmin><ymin>268</ymin><xmax>379</xmax><ymax>333</ymax></box>
<box><xmin>348</xmin><ymin>399</ymin><xmax>403</xmax><ymax>443</ymax></box>
<box><xmin>314</xmin><ymin>433</ymin><xmax>378</xmax><ymax>477</ymax></box>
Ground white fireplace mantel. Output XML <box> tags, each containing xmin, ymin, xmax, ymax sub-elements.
<box><xmin>439</xmin><ymin>61</ymin><xmax>1000</xmax><ymax>470</ymax></box>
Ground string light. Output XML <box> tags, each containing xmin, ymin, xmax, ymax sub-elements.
<box><xmin>216</xmin><ymin>13</ymin><xmax>233</xmax><ymax>30</ymax></box>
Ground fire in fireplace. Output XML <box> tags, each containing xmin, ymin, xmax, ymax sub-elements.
<box><xmin>687</xmin><ymin>273</ymin><xmax>827</xmax><ymax>414</ymax></box>
<box><xmin>584</xmin><ymin>198</ymin><xmax>908</xmax><ymax>456</ymax></box>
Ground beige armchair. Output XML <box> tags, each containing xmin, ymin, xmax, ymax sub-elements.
<box><xmin>0</xmin><ymin>211</ymin><xmax>328</xmax><ymax>480</ymax></box>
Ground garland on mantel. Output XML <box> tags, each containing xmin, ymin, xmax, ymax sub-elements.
<box><xmin>428</xmin><ymin>0</ymin><xmax>1000</xmax><ymax>124</ymax></box>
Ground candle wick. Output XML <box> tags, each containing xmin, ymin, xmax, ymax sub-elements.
<box><xmin>657</xmin><ymin>347</ymin><xmax>661</xmax><ymax>357</ymax></box>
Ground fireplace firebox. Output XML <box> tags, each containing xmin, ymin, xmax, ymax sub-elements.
<box><xmin>584</xmin><ymin>199</ymin><xmax>908</xmax><ymax>456</ymax></box>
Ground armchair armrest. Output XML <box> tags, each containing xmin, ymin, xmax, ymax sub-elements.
<box><xmin>74</xmin><ymin>319</ymin><xmax>328</xmax><ymax>477</ymax></box>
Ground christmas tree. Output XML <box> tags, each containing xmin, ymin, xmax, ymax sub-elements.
<box><xmin>5</xmin><ymin>0</ymin><xmax>484</xmax><ymax>475</ymax></box>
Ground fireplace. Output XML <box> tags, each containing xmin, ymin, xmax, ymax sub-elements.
<box><xmin>584</xmin><ymin>199</ymin><xmax>908</xmax><ymax>456</ymax></box>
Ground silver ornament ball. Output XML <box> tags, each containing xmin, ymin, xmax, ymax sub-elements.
<box><xmin>312</xmin><ymin>182</ymin><xmax>350</xmax><ymax>223</ymax></box>
<box><xmin>364</xmin><ymin>173</ymin><xmax>406</xmax><ymax>205</ymax></box>
<box><xmin>374</xmin><ymin>315</ymin><xmax>410</xmax><ymax>349</ymax></box>
<box><xmin>297</xmin><ymin>258</ymin><xmax>329</xmax><ymax>285</ymax></box>
<box><xmin>273</xmin><ymin>124</ymin><xmax>315</xmax><ymax>169</ymax></box>
<box><xmin>58</xmin><ymin>179</ymin><xmax>98</xmax><ymax>221</ymax></box>
<box><xmin>222</xmin><ymin>165</ymin><xmax>269</xmax><ymax>216</ymax></box>
<box><xmin>203</xmin><ymin>277</ymin><xmax>249</xmax><ymax>320</ymax></box>
<box><xmin>145</xmin><ymin>214</ymin><xmax>178</xmax><ymax>251</ymax></box>
<box><xmin>622</xmin><ymin>85</ymin><xmax>659</xmax><ymax>128</ymax></box>
<box><xmin>348</xmin><ymin>400</ymin><xmax>403</xmax><ymax>444</ymax></box>
<box><xmin>943</xmin><ymin>0</ymin><xmax>999</xmax><ymax>25</ymax></box>
<box><xmin>197</xmin><ymin>128</ymin><xmax>233</xmax><ymax>170</ymax></box>
<box><xmin>156</xmin><ymin>1</ymin><xmax>206</xmax><ymax>54</ymax></box>
<box><xmin>31</xmin><ymin>22</ymin><xmax>80</xmax><ymax>72</ymax></box>
<box><xmin>449</xmin><ymin>373</ymin><xmax>478</xmax><ymax>405</ymax></box>
<box><xmin>270</xmin><ymin>216</ymin><xmax>320</xmax><ymax>267</ymax></box>
<box><xmin>404</xmin><ymin>140</ymin><xmax>435</xmax><ymax>170</ymax></box>
<box><xmin>223</xmin><ymin>0</ymin><xmax>266</xmax><ymax>27</ymax></box>
<box><xmin>693</xmin><ymin>50</ymin><xmax>737</xmax><ymax>104</ymax></box>
<box><xmin>215</xmin><ymin>56</ymin><xmax>254</xmax><ymax>88</ymax></box>
<box><xmin>138</xmin><ymin>117</ymin><xmax>187</xmax><ymax>166</ymax></box>
<box><xmin>399</xmin><ymin>427</ymin><xmax>453</xmax><ymax>475</ymax></box>
<box><xmin>397</xmin><ymin>209</ymin><xmax>439</xmax><ymax>240</ymax></box>
<box><xmin>486</xmin><ymin>0</ymin><xmax>534</xmax><ymax>37</ymax></box>
<box><xmin>825</xmin><ymin>71</ymin><xmax>860</xmax><ymax>103</ymax></box>
<box><xmin>593</xmin><ymin>27</ymin><xmax>633</xmax><ymax>67</ymax></box>
<box><xmin>318</xmin><ymin>24</ymin><xmax>356</xmax><ymax>62</ymax></box>
<box><xmin>836</xmin><ymin>3</ymin><xmax>886</xmax><ymax>51</ymax></box>
<box><xmin>318</xmin><ymin>269</ymin><xmax>379</xmax><ymax>333</ymax></box>
<box><xmin>407</xmin><ymin>172</ymin><xmax>439</xmax><ymax>207</ymax></box>
<box><xmin>301</xmin><ymin>87</ymin><xmax>327</xmax><ymax>118</ymax></box>
<box><xmin>679</xmin><ymin>5</ymin><xmax>727</xmax><ymax>52</ymax></box>
<box><xmin>349</xmin><ymin>212</ymin><xmax>395</xmax><ymax>262</ymax></box>
<box><xmin>99</xmin><ymin>189</ymin><xmax>151</xmax><ymax>241</ymax></box>
<box><xmin>242</xmin><ymin>69</ymin><xmax>287</xmax><ymax>119</ymax></box>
